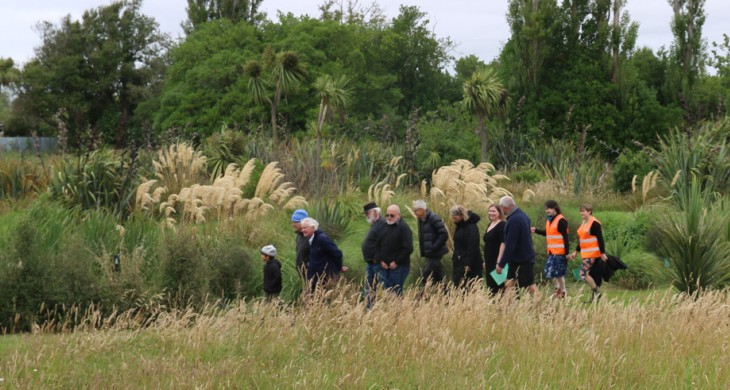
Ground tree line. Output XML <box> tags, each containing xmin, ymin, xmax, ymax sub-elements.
<box><xmin>0</xmin><ymin>0</ymin><xmax>728</xmax><ymax>162</ymax></box>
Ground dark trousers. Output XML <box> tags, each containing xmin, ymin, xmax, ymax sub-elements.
<box><xmin>421</xmin><ymin>257</ymin><xmax>444</xmax><ymax>286</ymax></box>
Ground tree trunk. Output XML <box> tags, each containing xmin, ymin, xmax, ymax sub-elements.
<box><xmin>611</xmin><ymin>0</ymin><xmax>621</xmax><ymax>85</ymax></box>
<box><xmin>479</xmin><ymin>115</ymin><xmax>487</xmax><ymax>162</ymax></box>
<box><xmin>271</xmin><ymin>82</ymin><xmax>282</xmax><ymax>146</ymax></box>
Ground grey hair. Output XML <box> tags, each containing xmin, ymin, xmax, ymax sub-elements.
<box><xmin>373</xmin><ymin>207</ymin><xmax>382</xmax><ymax>215</ymax></box>
<box><xmin>301</xmin><ymin>217</ymin><xmax>319</xmax><ymax>230</ymax></box>
<box><xmin>412</xmin><ymin>199</ymin><xmax>427</xmax><ymax>210</ymax></box>
<box><xmin>449</xmin><ymin>205</ymin><xmax>469</xmax><ymax>221</ymax></box>
<box><xmin>387</xmin><ymin>204</ymin><xmax>401</xmax><ymax>213</ymax></box>
<box><xmin>499</xmin><ymin>196</ymin><xmax>516</xmax><ymax>208</ymax></box>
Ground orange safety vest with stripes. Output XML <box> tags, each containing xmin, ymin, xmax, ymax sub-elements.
<box><xmin>577</xmin><ymin>216</ymin><xmax>602</xmax><ymax>259</ymax></box>
<box><xmin>545</xmin><ymin>214</ymin><xmax>567</xmax><ymax>255</ymax></box>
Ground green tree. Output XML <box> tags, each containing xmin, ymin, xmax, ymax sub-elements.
<box><xmin>185</xmin><ymin>0</ymin><xmax>264</xmax><ymax>32</ymax></box>
<box><xmin>314</xmin><ymin>74</ymin><xmax>350</xmax><ymax>173</ymax></box>
<box><xmin>12</xmin><ymin>0</ymin><xmax>169</xmax><ymax>147</ymax></box>
<box><xmin>462</xmin><ymin>68</ymin><xmax>508</xmax><ymax>162</ymax></box>
<box><xmin>244</xmin><ymin>49</ymin><xmax>307</xmax><ymax>146</ymax></box>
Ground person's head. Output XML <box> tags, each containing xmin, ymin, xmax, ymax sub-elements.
<box><xmin>300</xmin><ymin>217</ymin><xmax>319</xmax><ymax>238</ymax></box>
<box><xmin>260</xmin><ymin>244</ymin><xmax>277</xmax><ymax>262</ymax></box>
<box><xmin>544</xmin><ymin>200</ymin><xmax>561</xmax><ymax>217</ymax></box>
<box><xmin>385</xmin><ymin>204</ymin><xmax>401</xmax><ymax>225</ymax></box>
<box><xmin>579</xmin><ymin>204</ymin><xmax>593</xmax><ymax>220</ymax></box>
<box><xmin>412</xmin><ymin>199</ymin><xmax>427</xmax><ymax>220</ymax></box>
<box><xmin>450</xmin><ymin>205</ymin><xmax>469</xmax><ymax>223</ymax></box>
<box><xmin>363</xmin><ymin>202</ymin><xmax>380</xmax><ymax>224</ymax></box>
<box><xmin>487</xmin><ymin>203</ymin><xmax>505</xmax><ymax>222</ymax></box>
<box><xmin>499</xmin><ymin>196</ymin><xmax>517</xmax><ymax>215</ymax></box>
<box><xmin>291</xmin><ymin>209</ymin><xmax>308</xmax><ymax>233</ymax></box>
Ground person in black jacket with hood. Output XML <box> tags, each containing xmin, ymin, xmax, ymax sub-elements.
<box><xmin>413</xmin><ymin>200</ymin><xmax>449</xmax><ymax>286</ymax></box>
<box><xmin>261</xmin><ymin>244</ymin><xmax>282</xmax><ymax>300</ymax></box>
<box><xmin>450</xmin><ymin>205</ymin><xmax>483</xmax><ymax>287</ymax></box>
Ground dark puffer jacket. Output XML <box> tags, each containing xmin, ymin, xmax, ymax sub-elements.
<box><xmin>417</xmin><ymin>210</ymin><xmax>449</xmax><ymax>258</ymax></box>
<box><xmin>452</xmin><ymin>211</ymin><xmax>483</xmax><ymax>273</ymax></box>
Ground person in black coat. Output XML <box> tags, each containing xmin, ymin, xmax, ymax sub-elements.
<box><xmin>450</xmin><ymin>205</ymin><xmax>483</xmax><ymax>287</ymax></box>
<box><xmin>375</xmin><ymin>205</ymin><xmax>414</xmax><ymax>295</ymax></box>
<box><xmin>413</xmin><ymin>200</ymin><xmax>449</xmax><ymax>286</ymax></box>
<box><xmin>301</xmin><ymin>218</ymin><xmax>346</xmax><ymax>293</ymax></box>
<box><xmin>261</xmin><ymin>244</ymin><xmax>282</xmax><ymax>300</ymax></box>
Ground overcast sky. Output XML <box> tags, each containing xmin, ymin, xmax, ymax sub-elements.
<box><xmin>1</xmin><ymin>0</ymin><xmax>729</xmax><ymax>68</ymax></box>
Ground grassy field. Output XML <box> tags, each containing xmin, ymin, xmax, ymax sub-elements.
<box><xmin>1</xmin><ymin>284</ymin><xmax>727</xmax><ymax>389</ymax></box>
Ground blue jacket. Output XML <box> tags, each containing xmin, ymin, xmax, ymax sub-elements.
<box><xmin>498</xmin><ymin>207</ymin><xmax>535</xmax><ymax>267</ymax></box>
<box><xmin>307</xmin><ymin>229</ymin><xmax>343</xmax><ymax>279</ymax></box>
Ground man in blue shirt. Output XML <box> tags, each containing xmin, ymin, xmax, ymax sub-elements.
<box><xmin>496</xmin><ymin>196</ymin><xmax>538</xmax><ymax>295</ymax></box>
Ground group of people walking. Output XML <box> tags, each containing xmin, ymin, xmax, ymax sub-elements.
<box><xmin>261</xmin><ymin>195</ymin><xmax>609</xmax><ymax>303</ymax></box>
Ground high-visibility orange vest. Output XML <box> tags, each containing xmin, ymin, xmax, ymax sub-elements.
<box><xmin>545</xmin><ymin>214</ymin><xmax>567</xmax><ymax>255</ymax></box>
<box><xmin>577</xmin><ymin>216</ymin><xmax>602</xmax><ymax>259</ymax></box>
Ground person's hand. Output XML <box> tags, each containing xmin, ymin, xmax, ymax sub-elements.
<box><xmin>380</xmin><ymin>261</ymin><xmax>389</xmax><ymax>269</ymax></box>
<box><xmin>389</xmin><ymin>262</ymin><xmax>398</xmax><ymax>270</ymax></box>
<box><xmin>341</xmin><ymin>266</ymin><xmax>349</xmax><ymax>273</ymax></box>
<box><xmin>530</xmin><ymin>227</ymin><xmax>536</xmax><ymax>233</ymax></box>
<box><xmin>496</xmin><ymin>265</ymin><xmax>503</xmax><ymax>274</ymax></box>
<box><xmin>601</xmin><ymin>253</ymin><xmax>608</xmax><ymax>262</ymax></box>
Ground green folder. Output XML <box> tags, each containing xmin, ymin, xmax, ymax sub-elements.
<box><xmin>490</xmin><ymin>264</ymin><xmax>508</xmax><ymax>286</ymax></box>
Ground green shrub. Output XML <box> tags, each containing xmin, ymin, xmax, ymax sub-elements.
<box><xmin>511</xmin><ymin>167</ymin><xmax>544</xmax><ymax>184</ymax></box>
<box><xmin>657</xmin><ymin>178</ymin><xmax>730</xmax><ymax>294</ymax></box>
<box><xmin>612</xmin><ymin>250</ymin><xmax>665</xmax><ymax>289</ymax></box>
<box><xmin>48</xmin><ymin>149</ymin><xmax>137</xmax><ymax>215</ymax></box>
<box><xmin>611</xmin><ymin>149</ymin><xmax>653</xmax><ymax>193</ymax></box>
<box><xmin>158</xmin><ymin>227</ymin><xmax>209</xmax><ymax>306</ymax></box>
<box><xmin>206</xmin><ymin>236</ymin><xmax>257</xmax><ymax>300</ymax></box>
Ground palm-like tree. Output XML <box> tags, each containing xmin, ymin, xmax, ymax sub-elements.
<box><xmin>244</xmin><ymin>50</ymin><xmax>306</xmax><ymax>146</ymax></box>
<box><xmin>462</xmin><ymin>68</ymin><xmax>508</xmax><ymax>162</ymax></box>
<box><xmin>314</xmin><ymin>74</ymin><xmax>351</xmax><ymax>165</ymax></box>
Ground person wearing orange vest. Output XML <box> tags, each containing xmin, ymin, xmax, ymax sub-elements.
<box><xmin>531</xmin><ymin>200</ymin><xmax>570</xmax><ymax>298</ymax></box>
<box><xmin>568</xmin><ymin>204</ymin><xmax>607</xmax><ymax>302</ymax></box>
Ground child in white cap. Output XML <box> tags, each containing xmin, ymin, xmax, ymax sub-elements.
<box><xmin>261</xmin><ymin>244</ymin><xmax>282</xmax><ymax>299</ymax></box>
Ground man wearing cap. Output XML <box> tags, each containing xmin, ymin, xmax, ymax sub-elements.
<box><xmin>362</xmin><ymin>202</ymin><xmax>385</xmax><ymax>305</ymax></box>
<box><xmin>412</xmin><ymin>200</ymin><xmax>449</xmax><ymax>287</ymax></box>
<box><xmin>291</xmin><ymin>209</ymin><xmax>310</xmax><ymax>280</ymax></box>
<box><xmin>260</xmin><ymin>244</ymin><xmax>282</xmax><ymax>300</ymax></box>
<box><xmin>376</xmin><ymin>204</ymin><xmax>413</xmax><ymax>295</ymax></box>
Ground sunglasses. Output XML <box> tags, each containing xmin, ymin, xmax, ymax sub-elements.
<box><xmin>386</xmin><ymin>214</ymin><xmax>397</xmax><ymax>217</ymax></box>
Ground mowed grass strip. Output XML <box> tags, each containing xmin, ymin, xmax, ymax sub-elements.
<box><xmin>1</xmin><ymin>286</ymin><xmax>728</xmax><ymax>388</ymax></box>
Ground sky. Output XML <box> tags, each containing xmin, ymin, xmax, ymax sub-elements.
<box><xmin>1</xmin><ymin>0</ymin><xmax>729</xmax><ymax>68</ymax></box>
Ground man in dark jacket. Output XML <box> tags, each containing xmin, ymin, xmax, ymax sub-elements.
<box><xmin>496</xmin><ymin>196</ymin><xmax>537</xmax><ymax>295</ymax></box>
<box><xmin>376</xmin><ymin>204</ymin><xmax>413</xmax><ymax>295</ymax></box>
<box><xmin>413</xmin><ymin>200</ymin><xmax>449</xmax><ymax>286</ymax></box>
<box><xmin>261</xmin><ymin>244</ymin><xmax>282</xmax><ymax>300</ymax></box>
<box><xmin>291</xmin><ymin>209</ymin><xmax>310</xmax><ymax>280</ymax></box>
<box><xmin>362</xmin><ymin>202</ymin><xmax>386</xmax><ymax>305</ymax></box>
<box><xmin>302</xmin><ymin>217</ymin><xmax>346</xmax><ymax>293</ymax></box>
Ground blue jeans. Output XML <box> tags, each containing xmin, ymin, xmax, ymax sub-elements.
<box><xmin>364</xmin><ymin>263</ymin><xmax>381</xmax><ymax>307</ymax></box>
<box><xmin>379</xmin><ymin>265</ymin><xmax>410</xmax><ymax>295</ymax></box>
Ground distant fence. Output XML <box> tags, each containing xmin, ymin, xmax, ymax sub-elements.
<box><xmin>0</xmin><ymin>137</ymin><xmax>58</xmax><ymax>153</ymax></box>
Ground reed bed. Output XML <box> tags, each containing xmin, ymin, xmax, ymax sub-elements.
<box><xmin>1</xmin><ymin>286</ymin><xmax>728</xmax><ymax>388</ymax></box>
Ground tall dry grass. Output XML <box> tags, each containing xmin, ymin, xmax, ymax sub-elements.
<box><xmin>420</xmin><ymin>159</ymin><xmax>511</xmax><ymax>221</ymax></box>
<box><xmin>138</xmin><ymin>156</ymin><xmax>307</xmax><ymax>229</ymax></box>
<box><xmin>2</xmin><ymin>286</ymin><xmax>728</xmax><ymax>388</ymax></box>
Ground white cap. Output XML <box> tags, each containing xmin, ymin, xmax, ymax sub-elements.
<box><xmin>261</xmin><ymin>244</ymin><xmax>277</xmax><ymax>257</ymax></box>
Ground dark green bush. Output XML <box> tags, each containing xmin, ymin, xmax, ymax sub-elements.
<box><xmin>207</xmin><ymin>236</ymin><xmax>257</xmax><ymax>300</ymax></box>
<box><xmin>611</xmin><ymin>250</ymin><xmax>665</xmax><ymax>289</ymax></box>
<box><xmin>158</xmin><ymin>227</ymin><xmax>209</xmax><ymax>306</ymax></box>
<box><xmin>611</xmin><ymin>150</ymin><xmax>653</xmax><ymax>193</ymax></box>
<box><xmin>511</xmin><ymin>167</ymin><xmax>544</xmax><ymax>184</ymax></box>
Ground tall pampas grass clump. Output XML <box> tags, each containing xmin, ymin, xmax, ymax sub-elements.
<box><xmin>137</xmin><ymin>156</ymin><xmax>307</xmax><ymax>230</ymax></box>
<box><xmin>421</xmin><ymin>159</ymin><xmax>511</xmax><ymax>220</ymax></box>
